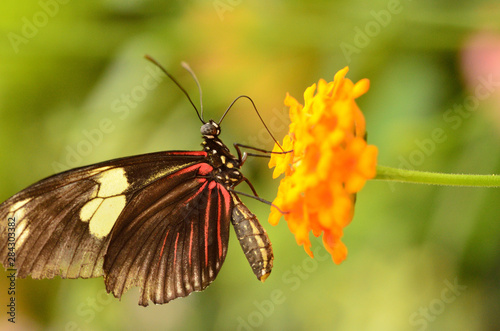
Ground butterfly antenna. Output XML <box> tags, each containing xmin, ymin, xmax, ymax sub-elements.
<box><xmin>144</xmin><ymin>55</ymin><xmax>204</xmax><ymax>123</ymax></box>
<box><xmin>181</xmin><ymin>62</ymin><xmax>204</xmax><ymax>122</ymax></box>
<box><xmin>218</xmin><ymin>95</ymin><xmax>284</xmax><ymax>152</ymax></box>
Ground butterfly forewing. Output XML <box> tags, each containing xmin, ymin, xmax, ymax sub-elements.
<box><xmin>1</xmin><ymin>176</ymin><xmax>108</xmax><ymax>279</ymax></box>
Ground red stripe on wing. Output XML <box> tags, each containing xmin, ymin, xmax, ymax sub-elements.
<box><xmin>198</xmin><ymin>163</ymin><xmax>213</xmax><ymax>176</ymax></box>
<box><xmin>173</xmin><ymin>232</ymin><xmax>180</xmax><ymax>270</ymax></box>
<box><xmin>172</xmin><ymin>163</ymin><xmax>213</xmax><ymax>178</ymax></box>
<box><xmin>188</xmin><ymin>222</ymin><xmax>194</xmax><ymax>266</ymax></box>
<box><xmin>158</xmin><ymin>229</ymin><xmax>170</xmax><ymax>268</ymax></box>
<box><xmin>183</xmin><ymin>181</ymin><xmax>208</xmax><ymax>205</ymax></box>
<box><xmin>204</xmin><ymin>186</ymin><xmax>212</xmax><ymax>267</ymax></box>
<box><xmin>217</xmin><ymin>185</ymin><xmax>223</xmax><ymax>258</ymax></box>
<box><xmin>165</xmin><ymin>151</ymin><xmax>207</xmax><ymax>157</ymax></box>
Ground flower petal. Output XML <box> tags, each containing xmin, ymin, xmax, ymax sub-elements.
<box><xmin>269</xmin><ymin>67</ymin><xmax>377</xmax><ymax>264</ymax></box>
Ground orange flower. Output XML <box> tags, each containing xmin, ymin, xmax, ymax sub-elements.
<box><xmin>269</xmin><ymin>67</ymin><xmax>378</xmax><ymax>264</ymax></box>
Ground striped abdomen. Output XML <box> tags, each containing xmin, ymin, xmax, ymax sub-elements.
<box><xmin>231</xmin><ymin>194</ymin><xmax>273</xmax><ymax>282</ymax></box>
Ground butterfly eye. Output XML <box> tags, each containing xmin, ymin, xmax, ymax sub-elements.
<box><xmin>200</xmin><ymin>121</ymin><xmax>220</xmax><ymax>136</ymax></box>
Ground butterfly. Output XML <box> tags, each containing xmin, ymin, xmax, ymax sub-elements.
<box><xmin>0</xmin><ymin>57</ymin><xmax>274</xmax><ymax>306</ymax></box>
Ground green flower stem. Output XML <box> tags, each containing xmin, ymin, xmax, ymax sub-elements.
<box><xmin>374</xmin><ymin>165</ymin><xmax>500</xmax><ymax>187</ymax></box>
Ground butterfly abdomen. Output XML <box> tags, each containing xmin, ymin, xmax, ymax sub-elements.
<box><xmin>231</xmin><ymin>194</ymin><xmax>273</xmax><ymax>282</ymax></box>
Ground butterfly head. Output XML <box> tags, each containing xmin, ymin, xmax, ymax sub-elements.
<box><xmin>201</xmin><ymin>120</ymin><xmax>221</xmax><ymax>139</ymax></box>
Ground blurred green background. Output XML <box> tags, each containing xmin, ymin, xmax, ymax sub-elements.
<box><xmin>1</xmin><ymin>1</ymin><xmax>500</xmax><ymax>330</ymax></box>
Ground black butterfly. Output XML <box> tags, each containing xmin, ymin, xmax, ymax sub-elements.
<box><xmin>0</xmin><ymin>57</ymin><xmax>274</xmax><ymax>306</ymax></box>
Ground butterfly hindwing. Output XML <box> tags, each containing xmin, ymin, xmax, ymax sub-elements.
<box><xmin>103</xmin><ymin>163</ymin><xmax>232</xmax><ymax>305</ymax></box>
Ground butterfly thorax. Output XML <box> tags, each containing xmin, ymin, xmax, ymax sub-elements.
<box><xmin>200</xmin><ymin>120</ymin><xmax>243</xmax><ymax>188</ymax></box>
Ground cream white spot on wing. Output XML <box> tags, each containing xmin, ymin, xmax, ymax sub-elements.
<box><xmin>88</xmin><ymin>195</ymin><xmax>126</xmax><ymax>238</ymax></box>
<box><xmin>8</xmin><ymin>197</ymin><xmax>32</xmax><ymax>220</ymax></box>
<box><xmin>79</xmin><ymin>198</ymin><xmax>104</xmax><ymax>223</ymax></box>
<box><xmin>15</xmin><ymin>219</ymin><xmax>30</xmax><ymax>250</ymax></box>
<box><xmin>88</xmin><ymin>166</ymin><xmax>111</xmax><ymax>176</ymax></box>
<box><xmin>14</xmin><ymin>218</ymin><xmax>27</xmax><ymax>239</ymax></box>
<box><xmin>96</xmin><ymin>168</ymin><xmax>129</xmax><ymax>197</ymax></box>
<box><xmin>10</xmin><ymin>198</ymin><xmax>32</xmax><ymax>212</ymax></box>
